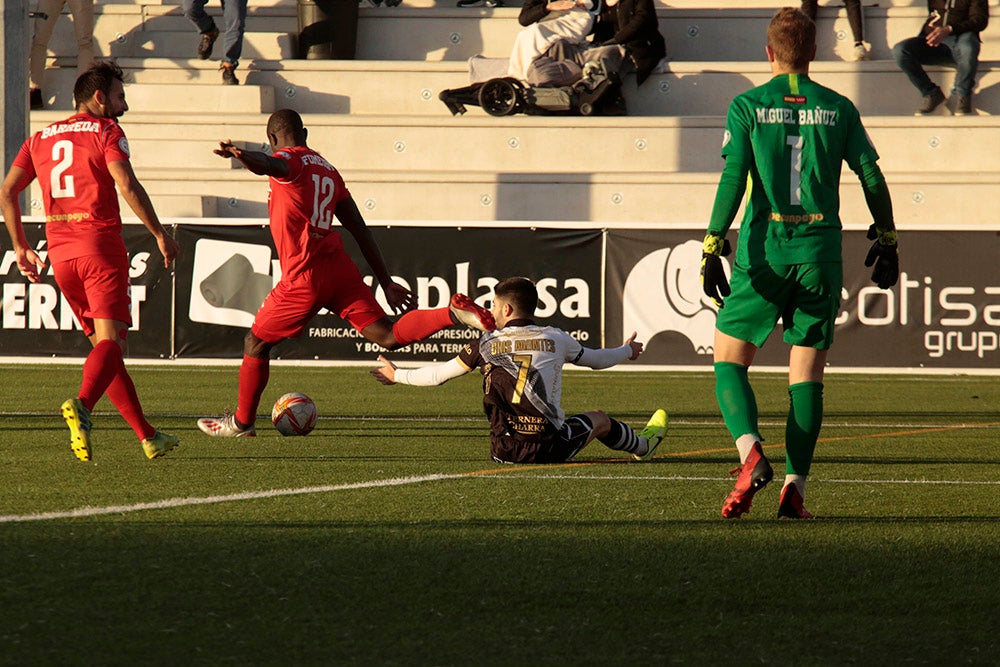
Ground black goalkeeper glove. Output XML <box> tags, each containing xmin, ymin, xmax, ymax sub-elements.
<box><xmin>864</xmin><ymin>223</ymin><xmax>899</xmax><ymax>289</ymax></box>
<box><xmin>701</xmin><ymin>233</ymin><xmax>732</xmax><ymax>308</ymax></box>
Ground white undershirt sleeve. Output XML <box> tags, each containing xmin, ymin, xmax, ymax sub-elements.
<box><xmin>574</xmin><ymin>345</ymin><xmax>633</xmax><ymax>370</ymax></box>
<box><xmin>393</xmin><ymin>357</ymin><xmax>471</xmax><ymax>387</ymax></box>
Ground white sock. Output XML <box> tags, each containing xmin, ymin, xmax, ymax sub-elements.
<box><xmin>735</xmin><ymin>433</ymin><xmax>760</xmax><ymax>464</ymax></box>
<box><xmin>783</xmin><ymin>474</ymin><xmax>807</xmax><ymax>497</ymax></box>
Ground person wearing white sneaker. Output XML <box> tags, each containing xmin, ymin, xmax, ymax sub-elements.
<box><xmin>199</xmin><ymin>110</ymin><xmax>495</xmax><ymax>437</ymax></box>
<box><xmin>372</xmin><ymin>277</ymin><xmax>667</xmax><ymax>464</ymax></box>
<box><xmin>801</xmin><ymin>0</ymin><xmax>867</xmax><ymax>62</ymax></box>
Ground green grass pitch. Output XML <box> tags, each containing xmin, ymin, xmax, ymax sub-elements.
<box><xmin>0</xmin><ymin>364</ymin><xmax>997</xmax><ymax>665</ymax></box>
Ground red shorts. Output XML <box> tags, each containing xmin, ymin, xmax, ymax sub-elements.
<box><xmin>251</xmin><ymin>251</ymin><xmax>387</xmax><ymax>344</ymax></box>
<box><xmin>52</xmin><ymin>254</ymin><xmax>132</xmax><ymax>337</ymax></box>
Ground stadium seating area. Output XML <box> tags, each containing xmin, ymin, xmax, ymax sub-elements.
<box><xmin>27</xmin><ymin>0</ymin><xmax>1000</xmax><ymax>226</ymax></box>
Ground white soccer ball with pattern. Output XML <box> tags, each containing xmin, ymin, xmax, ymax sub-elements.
<box><xmin>271</xmin><ymin>392</ymin><xmax>318</xmax><ymax>436</ymax></box>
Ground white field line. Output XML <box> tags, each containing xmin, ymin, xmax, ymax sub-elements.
<box><xmin>0</xmin><ymin>472</ymin><xmax>464</xmax><ymax>524</ymax></box>
<box><xmin>3</xmin><ymin>470</ymin><xmax>998</xmax><ymax>524</ymax></box>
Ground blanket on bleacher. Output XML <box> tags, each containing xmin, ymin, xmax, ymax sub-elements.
<box><xmin>506</xmin><ymin>4</ymin><xmax>595</xmax><ymax>82</ymax></box>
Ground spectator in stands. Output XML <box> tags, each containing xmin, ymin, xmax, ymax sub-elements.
<box><xmin>511</xmin><ymin>0</ymin><xmax>665</xmax><ymax>102</ymax></box>
<box><xmin>182</xmin><ymin>0</ymin><xmax>248</xmax><ymax>85</ymax></box>
<box><xmin>801</xmin><ymin>0</ymin><xmax>868</xmax><ymax>61</ymax></box>
<box><xmin>28</xmin><ymin>0</ymin><xmax>95</xmax><ymax>110</ymax></box>
<box><xmin>891</xmin><ymin>0</ymin><xmax>989</xmax><ymax>115</ymax></box>
<box><xmin>592</xmin><ymin>0</ymin><xmax>666</xmax><ymax>86</ymax></box>
<box><xmin>507</xmin><ymin>0</ymin><xmax>599</xmax><ymax>83</ymax></box>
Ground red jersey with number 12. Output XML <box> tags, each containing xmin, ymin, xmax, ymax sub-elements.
<box><xmin>13</xmin><ymin>113</ymin><xmax>131</xmax><ymax>263</ymax></box>
<box><xmin>267</xmin><ymin>145</ymin><xmax>350</xmax><ymax>281</ymax></box>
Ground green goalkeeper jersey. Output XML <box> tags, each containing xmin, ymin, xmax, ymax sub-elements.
<box><xmin>709</xmin><ymin>73</ymin><xmax>880</xmax><ymax>265</ymax></box>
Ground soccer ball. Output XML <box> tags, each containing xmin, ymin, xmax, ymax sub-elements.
<box><xmin>271</xmin><ymin>392</ymin><xmax>318</xmax><ymax>436</ymax></box>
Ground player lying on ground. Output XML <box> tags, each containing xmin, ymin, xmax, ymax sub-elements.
<box><xmin>371</xmin><ymin>276</ymin><xmax>668</xmax><ymax>463</ymax></box>
<box><xmin>197</xmin><ymin>109</ymin><xmax>495</xmax><ymax>437</ymax></box>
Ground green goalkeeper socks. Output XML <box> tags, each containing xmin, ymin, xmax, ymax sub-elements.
<box><xmin>714</xmin><ymin>361</ymin><xmax>759</xmax><ymax>442</ymax></box>
<box><xmin>786</xmin><ymin>381</ymin><xmax>824</xmax><ymax>476</ymax></box>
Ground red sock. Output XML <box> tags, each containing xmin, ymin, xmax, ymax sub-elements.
<box><xmin>391</xmin><ymin>307</ymin><xmax>452</xmax><ymax>347</ymax></box>
<box><xmin>105</xmin><ymin>369</ymin><xmax>155</xmax><ymax>441</ymax></box>
<box><xmin>78</xmin><ymin>340</ymin><xmax>124</xmax><ymax>411</ymax></box>
<box><xmin>236</xmin><ymin>355</ymin><xmax>270</xmax><ymax>427</ymax></box>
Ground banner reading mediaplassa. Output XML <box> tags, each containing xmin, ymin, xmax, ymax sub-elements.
<box><xmin>1</xmin><ymin>223</ymin><xmax>996</xmax><ymax>370</ymax></box>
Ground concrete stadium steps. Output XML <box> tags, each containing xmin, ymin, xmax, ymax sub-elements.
<box><xmin>35</xmin><ymin>166</ymin><xmax>993</xmax><ymax>225</ymax></box>
<box><xmin>123</xmin><ymin>82</ymin><xmax>277</xmax><ymax>113</ymax></box>
<box><xmin>38</xmin><ymin>1</ymin><xmax>1000</xmax><ymax>64</ymax></box>
<box><xmin>29</xmin><ymin>111</ymin><xmax>1000</xmax><ymax>174</ymax></box>
<box><xmin>351</xmin><ymin>6</ymin><xmax>1000</xmax><ymax>62</ymax></box>
<box><xmin>22</xmin><ymin>180</ymin><xmax>217</xmax><ymax>218</ymax></box>
<box><xmin>29</xmin><ymin>58</ymin><xmax>1000</xmax><ymax>118</ymax></box>
<box><xmin>625</xmin><ymin>61</ymin><xmax>1000</xmax><ymax>118</ymax></box>
<box><xmin>23</xmin><ymin>0</ymin><xmax>999</xmax><ymax>228</ymax></box>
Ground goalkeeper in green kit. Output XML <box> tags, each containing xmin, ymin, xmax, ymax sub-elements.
<box><xmin>700</xmin><ymin>7</ymin><xmax>899</xmax><ymax>519</ymax></box>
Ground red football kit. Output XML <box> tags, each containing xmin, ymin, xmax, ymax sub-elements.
<box><xmin>13</xmin><ymin>113</ymin><xmax>133</xmax><ymax>329</ymax></box>
<box><xmin>251</xmin><ymin>145</ymin><xmax>388</xmax><ymax>343</ymax></box>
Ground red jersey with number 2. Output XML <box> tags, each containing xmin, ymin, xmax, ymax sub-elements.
<box><xmin>267</xmin><ymin>145</ymin><xmax>350</xmax><ymax>281</ymax></box>
<box><xmin>13</xmin><ymin>113</ymin><xmax>131</xmax><ymax>263</ymax></box>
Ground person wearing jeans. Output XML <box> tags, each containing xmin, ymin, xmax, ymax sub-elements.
<box><xmin>891</xmin><ymin>0</ymin><xmax>989</xmax><ymax>115</ymax></box>
<box><xmin>182</xmin><ymin>0</ymin><xmax>248</xmax><ymax>85</ymax></box>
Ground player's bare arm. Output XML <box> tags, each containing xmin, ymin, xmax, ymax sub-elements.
<box><xmin>214</xmin><ymin>140</ymin><xmax>290</xmax><ymax>178</ymax></box>
<box><xmin>108</xmin><ymin>159</ymin><xmax>179</xmax><ymax>267</ymax></box>
<box><xmin>0</xmin><ymin>166</ymin><xmax>47</xmax><ymax>283</ymax></box>
<box><xmin>335</xmin><ymin>196</ymin><xmax>416</xmax><ymax>314</ymax></box>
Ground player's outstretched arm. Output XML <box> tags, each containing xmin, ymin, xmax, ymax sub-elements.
<box><xmin>575</xmin><ymin>334</ymin><xmax>644</xmax><ymax>369</ymax></box>
<box><xmin>214</xmin><ymin>140</ymin><xmax>290</xmax><ymax>178</ymax></box>
<box><xmin>371</xmin><ymin>354</ymin><xmax>471</xmax><ymax>387</ymax></box>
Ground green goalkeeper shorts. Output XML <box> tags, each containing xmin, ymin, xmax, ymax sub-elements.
<box><xmin>716</xmin><ymin>260</ymin><xmax>843</xmax><ymax>350</ymax></box>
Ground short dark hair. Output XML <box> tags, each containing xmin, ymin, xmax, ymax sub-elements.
<box><xmin>768</xmin><ymin>7</ymin><xmax>815</xmax><ymax>69</ymax></box>
<box><xmin>74</xmin><ymin>61</ymin><xmax>124</xmax><ymax>107</ymax></box>
<box><xmin>494</xmin><ymin>277</ymin><xmax>538</xmax><ymax>316</ymax></box>
<box><xmin>267</xmin><ymin>109</ymin><xmax>306</xmax><ymax>142</ymax></box>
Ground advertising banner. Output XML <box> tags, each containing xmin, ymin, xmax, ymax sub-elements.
<box><xmin>174</xmin><ymin>225</ymin><xmax>603</xmax><ymax>361</ymax></box>
<box><xmin>4</xmin><ymin>222</ymin><xmax>996</xmax><ymax>371</ymax></box>
<box><xmin>606</xmin><ymin>228</ymin><xmax>1000</xmax><ymax>370</ymax></box>
<box><xmin>0</xmin><ymin>223</ymin><xmax>173</xmax><ymax>358</ymax></box>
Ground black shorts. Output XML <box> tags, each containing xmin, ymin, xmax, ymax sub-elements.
<box><xmin>490</xmin><ymin>414</ymin><xmax>594</xmax><ymax>464</ymax></box>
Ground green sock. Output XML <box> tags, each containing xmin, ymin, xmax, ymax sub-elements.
<box><xmin>714</xmin><ymin>361</ymin><xmax>758</xmax><ymax>441</ymax></box>
<box><xmin>786</xmin><ymin>381</ymin><xmax>824</xmax><ymax>476</ymax></box>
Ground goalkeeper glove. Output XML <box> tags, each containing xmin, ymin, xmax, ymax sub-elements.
<box><xmin>701</xmin><ymin>233</ymin><xmax>732</xmax><ymax>308</ymax></box>
<box><xmin>864</xmin><ymin>223</ymin><xmax>899</xmax><ymax>289</ymax></box>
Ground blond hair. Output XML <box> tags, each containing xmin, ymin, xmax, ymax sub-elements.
<box><xmin>767</xmin><ymin>7</ymin><xmax>816</xmax><ymax>70</ymax></box>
